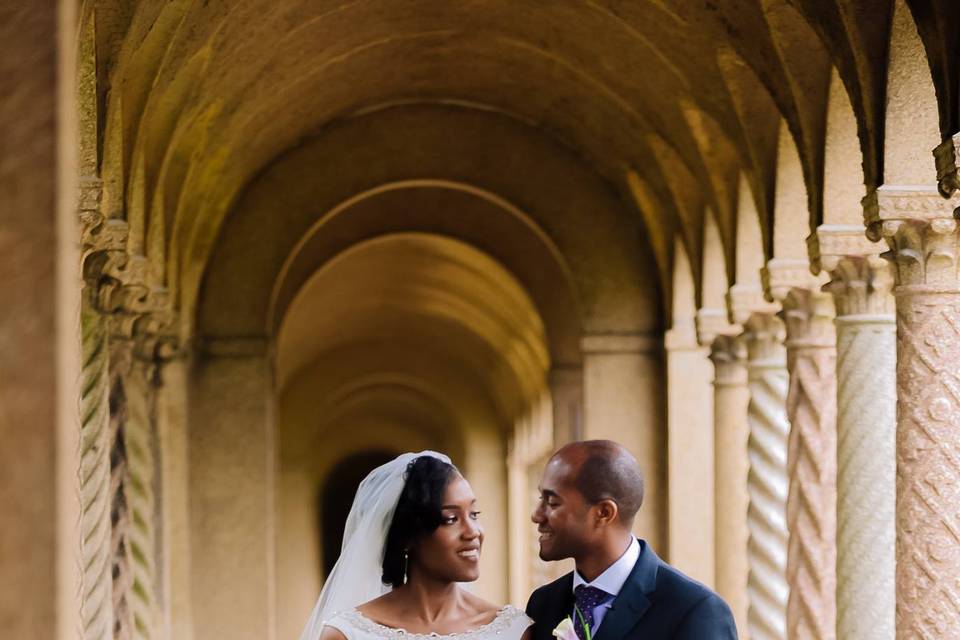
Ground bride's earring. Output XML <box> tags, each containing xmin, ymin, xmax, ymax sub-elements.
<box><xmin>403</xmin><ymin>549</ymin><xmax>409</xmax><ymax>583</ymax></box>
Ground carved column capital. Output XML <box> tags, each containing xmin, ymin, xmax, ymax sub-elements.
<box><xmin>934</xmin><ymin>132</ymin><xmax>960</xmax><ymax>198</ymax></box>
<box><xmin>780</xmin><ymin>288</ymin><xmax>836</xmax><ymax>350</ymax></box>
<box><xmin>696</xmin><ymin>307</ymin><xmax>740</xmax><ymax>347</ymax></box>
<box><xmin>863</xmin><ymin>185</ymin><xmax>960</xmax><ymax>289</ymax></box>
<box><xmin>727</xmin><ymin>283</ymin><xmax>778</xmax><ymax>327</ymax></box>
<box><xmin>742</xmin><ymin>312</ymin><xmax>786</xmax><ymax>364</ymax></box>
<box><xmin>709</xmin><ymin>334</ymin><xmax>747</xmax><ymax>386</ymax></box>
<box><xmin>762</xmin><ymin>258</ymin><xmax>825</xmax><ymax>304</ymax></box>
<box><xmin>823</xmin><ymin>254</ymin><xmax>895</xmax><ymax>317</ymax></box>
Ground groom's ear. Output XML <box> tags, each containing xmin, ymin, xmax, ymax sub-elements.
<box><xmin>593</xmin><ymin>499</ymin><xmax>619</xmax><ymax>526</ymax></box>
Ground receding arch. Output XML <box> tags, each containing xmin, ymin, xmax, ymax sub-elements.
<box><xmin>823</xmin><ymin>67</ymin><xmax>867</xmax><ymax>225</ymax></box>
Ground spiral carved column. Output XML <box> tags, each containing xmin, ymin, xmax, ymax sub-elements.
<box><xmin>710</xmin><ymin>335</ymin><xmax>750</xmax><ymax>633</ymax></box>
<box><xmin>79</xmin><ymin>303</ymin><xmax>115</xmax><ymax>640</ymax></box>
<box><xmin>781</xmin><ymin>289</ymin><xmax>837</xmax><ymax>640</ymax></box>
<box><xmin>866</xmin><ymin>186</ymin><xmax>960</xmax><ymax>637</ymax></box>
<box><xmin>822</xmin><ymin>252</ymin><xmax>896</xmax><ymax>640</ymax></box>
<box><xmin>743</xmin><ymin>313</ymin><xmax>790</xmax><ymax>640</ymax></box>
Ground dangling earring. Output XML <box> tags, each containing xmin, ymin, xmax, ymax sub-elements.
<box><xmin>403</xmin><ymin>549</ymin><xmax>410</xmax><ymax>584</ymax></box>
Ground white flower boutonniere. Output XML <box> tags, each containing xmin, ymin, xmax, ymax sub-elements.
<box><xmin>551</xmin><ymin>617</ymin><xmax>578</xmax><ymax>640</ymax></box>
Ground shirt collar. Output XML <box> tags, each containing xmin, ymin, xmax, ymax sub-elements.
<box><xmin>571</xmin><ymin>536</ymin><xmax>640</xmax><ymax>597</ymax></box>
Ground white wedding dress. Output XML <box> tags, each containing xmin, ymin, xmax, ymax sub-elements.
<box><xmin>324</xmin><ymin>606</ymin><xmax>532</xmax><ymax>640</ymax></box>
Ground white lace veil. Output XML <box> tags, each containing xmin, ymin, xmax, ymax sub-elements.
<box><xmin>299</xmin><ymin>450</ymin><xmax>453</xmax><ymax>640</ymax></box>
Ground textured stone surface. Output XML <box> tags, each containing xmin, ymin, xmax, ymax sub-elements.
<box><xmin>825</xmin><ymin>252</ymin><xmax>896</xmax><ymax>640</ymax></box>
<box><xmin>743</xmin><ymin>313</ymin><xmax>790</xmax><ymax>640</ymax></box>
<box><xmin>781</xmin><ymin>289</ymin><xmax>837</xmax><ymax>640</ymax></box>
<box><xmin>0</xmin><ymin>3</ymin><xmax>59</xmax><ymax>638</ymax></box>
<box><xmin>710</xmin><ymin>335</ymin><xmax>750</xmax><ymax>635</ymax></box>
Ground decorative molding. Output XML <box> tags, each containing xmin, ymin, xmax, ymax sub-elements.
<box><xmin>781</xmin><ymin>288</ymin><xmax>836</xmax><ymax>350</ymax></box>
<box><xmin>877</xmin><ymin>217</ymin><xmax>960</xmax><ymax>290</ymax></box>
<box><xmin>742</xmin><ymin>313</ymin><xmax>786</xmax><ymax>364</ymax></box>
<box><xmin>823</xmin><ymin>254</ymin><xmax>895</xmax><ymax>318</ymax></box>
<box><xmin>762</xmin><ymin>258</ymin><xmax>824</xmax><ymax>304</ymax></box>
<box><xmin>696</xmin><ymin>307</ymin><xmax>740</xmax><ymax>347</ymax></box>
<box><xmin>580</xmin><ymin>332</ymin><xmax>662</xmax><ymax>354</ymax></box>
<box><xmin>934</xmin><ymin>132</ymin><xmax>960</xmax><ymax>198</ymax></box>
<box><xmin>813</xmin><ymin>224</ymin><xmax>882</xmax><ymax>274</ymax></box>
<box><xmin>709</xmin><ymin>334</ymin><xmax>747</xmax><ymax>387</ymax></box>
<box><xmin>862</xmin><ymin>184</ymin><xmax>960</xmax><ymax>243</ymax></box>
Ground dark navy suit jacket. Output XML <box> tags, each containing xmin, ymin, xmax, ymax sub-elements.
<box><xmin>525</xmin><ymin>540</ymin><xmax>737</xmax><ymax>640</ymax></box>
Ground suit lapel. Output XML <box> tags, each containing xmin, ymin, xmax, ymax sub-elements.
<box><xmin>592</xmin><ymin>541</ymin><xmax>659</xmax><ymax>640</ymax></box>
<box><xmin>539</xmin><ymin>574</ymin><xmax>574</xmax><ymax>640</ymax></box>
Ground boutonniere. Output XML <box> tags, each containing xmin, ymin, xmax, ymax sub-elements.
<box><xmin>552</xmin><ymin>608</ymin><xmax>592</xmax><ymax>640</ymax></box>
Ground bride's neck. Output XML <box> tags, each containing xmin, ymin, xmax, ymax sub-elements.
<box><xmin>394</xmin><ymin>573</ymin><xmax>462</xmax><ymax>621</ymax></box>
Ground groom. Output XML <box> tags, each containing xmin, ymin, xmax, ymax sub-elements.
<box><xmin>525</xmin><ymin>440</ymin><xmax>737</xmax><ymax>639</ymax></box>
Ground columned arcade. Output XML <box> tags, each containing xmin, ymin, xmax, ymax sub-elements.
<box><xmin>4</xmin><ymin>1</ymin><xmax>960</xmax><ymax>639</ymax></box>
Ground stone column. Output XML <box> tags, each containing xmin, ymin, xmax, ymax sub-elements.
<box><xmin>742</xmin><ymin>313</ymin><xmax>790</xmax><ymax>640</ymax></box>
<box><xmin>779</xmin><ymin>288</ymin><xmax>838</xmax><ymax>640</ymax></box>
<box><xmin>665</xmin><ymin>319</ymin><xmax>715</xmax><ymax>586</ymax></box>
<box><xmin>865</xmin><ymin>185</ymin><xmax>960</xmax><ymax>636</ymax></box>
<box><xmin>581</xmin><ymin>332</ymin><xmax>666</xmax><ymax>552</ymax></box>
<box><xmin>818</xmin><ymin>230</ymin><xmax>896</xmax><ymax>639</ymax></box>
<box><xmin>189</xmin><ymin>341</ymin><xmax>277</xmax><ymax>640</ymax></box>
<box><xmin>549</xmin><ymin>366</ymin><xmax>583</xmax><ymax>446</ymax></box>
<box><xmin>709</xmin><ymin>334</ymin><xmax>750</xmax><ymax>634</ymax></box>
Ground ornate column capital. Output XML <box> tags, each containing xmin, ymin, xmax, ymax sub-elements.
<box><xmin>780</xmin><ymin>288</ymin><xmax>836</xmax><ymax>350</ymax></box>
<box><xmin>863</xmin><ymin>185</ymin><xmax>960</xmax><ymax>290</ymax></box>
<box><xmin>709</xmin><ymin>334</ymin><xmax>747</xmax><ymax>386</ymax></box>
<box><xmin>696</xmin><ymin>307</ymin><xmax>741</xmax><ymax>347</ymax></box>
<box><xmin>742</xmin><ymin>312</ymin><xmax>786</xmax><ymax>364</ymax></box>
<box><xmin>822</xmin><ymin>254</ymin><xmax>895</xmax><ymax>318</ymax></box>
<box><xmin>727</xmin><ymin>283</ymin><xmax>779</xmax><ymax>327</ymax></box>
<box><xmin>762</xmin><ymin>258</ymin><xmax>825</xmax><ymax>304</ymax></box>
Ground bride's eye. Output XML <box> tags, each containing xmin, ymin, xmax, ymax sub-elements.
<box><xmin>442</xmin><ymin>516</ymin><xmax>457</xmax><ymax>525</ymax></box>
<box><xmin>470</xmin><ymin>511</ymin><xmax>481</xmax><ymax>520</ymax></box>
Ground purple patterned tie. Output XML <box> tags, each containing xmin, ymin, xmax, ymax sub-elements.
<box><xmin>573</xmin><ymin>585</ymin><xmax>608</xmax><ymax>640</ymax></box>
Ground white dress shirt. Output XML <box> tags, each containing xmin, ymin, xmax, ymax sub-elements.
<box><xmin>571</xmin><ymin>536</ymin><xmax>641</xmax><ymax>631</ymax></box>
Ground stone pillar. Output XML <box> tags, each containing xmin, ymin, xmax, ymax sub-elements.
<box><xmin>742</xmin><ymin>313</ymin><xmax>790</xmax><ymax>640</ymax></box>
<box><xmin>665</xmin><ymin>320</ymin><xmax>714</xmax><ymax>586</ymax></box>
<box><xmin>818</xmin><ymin>230</ymin><xmax>896</xmax><ymax>639</ymax></box>
<box><xmin>581</xmin><ymin>332</ymin><xmax>666</xmax><ymax>552</ymax></box>
<box><xmin>190</xmin><ymin>342</ymin><xmax>277</xmax><ymax>640</ymax></box>
<box><xmin>865</xmin><ymin>185</ymin><xmax>960</xmax><ymax>636</ymax></box>
<box><xmin>549</xmin><ymin>366</ymin><xmax>583</xmax><ymax>446</ymax></box>
<box><xmin>0</xmin><ymin>4</ymin><xmax>82</xmax><ymax>639</ymax></box>
<box><xmin>779</xmin><ymin>288</ymin><xmax>838</xmax><ymax>640</ymax></box>
<box><xmin>709</xmin><ymin>334</ymin><xmax>750</xmax><ymax>635</ymax></box>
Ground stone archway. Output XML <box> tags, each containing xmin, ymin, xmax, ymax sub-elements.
<box><xmin>319</xmin><ymin>450</ymin><xmax>397</xmax><ymax>579</ymax></box>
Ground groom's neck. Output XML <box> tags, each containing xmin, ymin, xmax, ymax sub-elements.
<box><xmin>574</xmin><ymin>531</ymin><xmax>633</xmax><ymax>583</ymax></box>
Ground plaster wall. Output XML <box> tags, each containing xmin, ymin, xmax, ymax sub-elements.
<box><xmin>581</xmin><ymin>338</ymin><xmax>667</xmax><ymax>553</ymax></box>
<box><xmin>189</xmin><ymin>353</ymin><xmax>277</xmax><ymax>640</ymax></box>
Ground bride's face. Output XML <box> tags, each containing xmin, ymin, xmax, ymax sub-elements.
<box><xmin>412</xmin><ymin>475</ymin><xmax>484</xmax><ymax>583</ymax></box>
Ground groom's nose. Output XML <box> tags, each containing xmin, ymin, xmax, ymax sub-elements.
<box><xmin>531</xmin><ymin>504</ymin><xmax>544</xmax><ymax>523</ymax></box>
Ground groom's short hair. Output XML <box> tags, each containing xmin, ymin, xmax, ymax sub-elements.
<box><xmin>561</xmin><ymin>440</ymin><xmax>644</xmax><ymax>525</ymax></box>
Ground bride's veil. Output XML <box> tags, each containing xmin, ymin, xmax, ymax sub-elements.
<box><xmin>299</xmin><ymin>450</ymin><xmax>452</xmax><ymax>640</ymax></box>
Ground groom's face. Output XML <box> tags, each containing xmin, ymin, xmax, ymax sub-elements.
<box><xmin>531</xmin><ymin>457</ymin><xmax>592</xmax><ymax>561</ymax></box>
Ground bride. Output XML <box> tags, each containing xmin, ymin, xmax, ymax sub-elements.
<box><xmin>300</xmin><ymin>451</ymin><xmax>532</xmax><ymax>640</ymax></box>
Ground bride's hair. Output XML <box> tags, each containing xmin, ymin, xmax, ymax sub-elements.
<box><xmin>381</xmin><ymin>455</ymin><xmax>458</xmax><ymax>587</ymax></box>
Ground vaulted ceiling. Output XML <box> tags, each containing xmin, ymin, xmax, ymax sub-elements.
<box><xmin>81</xmin><ymin>0</ymin><xmax>959</xmax><ymax>343</ymax></box>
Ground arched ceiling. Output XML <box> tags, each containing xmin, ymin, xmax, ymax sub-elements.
<box><xmin>276</xmin><ymin>233</ymin><xmax>550</xmax><ymax>437</ymax></box>
<box><xmin>82</xmin><ymin>0</ymin><xmax>960</xmax><ymax>330</ymax></box>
